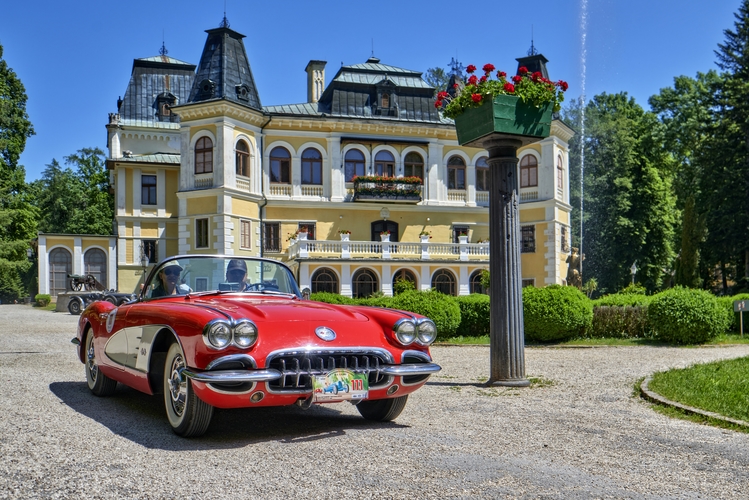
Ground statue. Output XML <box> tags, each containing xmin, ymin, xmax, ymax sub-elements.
<box><xmin>566</xmin><ymin>247</ymin><xmax>584</xmax><ymax>289</ymax></box>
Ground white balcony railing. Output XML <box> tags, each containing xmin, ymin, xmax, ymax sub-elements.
<box><xmin>269</xmin><ymin>183</ymin><xmax>292</xmax><ymax>197</ymax></box>
<box><xmin>301</xmin><ymin>185</ymin><xmax>324</xmax><ymax>197</ymax></box>
<box><xmin>236</xmin><ymin>177</ymin><xmax>250</xmax><ymax>191</ymax></box>
<box><xmin>287</xmin><ymin>239</ymin><xmax>490</xmax><ymax>262</ymax></box>
<box><xmin>520</xmin><ymin>190</ymin><xmax>538</xmax><ymax>202</ymax></box>
<box><xmin>447</xmin><ymin>189</ymin><xmax>466</xmax><ymax>202</ymax></box>
<box><xmin>195</xmin><ymin>175</ymin><xmax>213</xmax><ymax>189</ymax></box>
<box><xmin>476</xmin><ymin>191</ymin><xmax>489</xmax><ymax>206</ymax></box>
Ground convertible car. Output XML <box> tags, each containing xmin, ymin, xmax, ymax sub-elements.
<box><xmin>73</xmin><ymin>255</ymin><xmax>441</xmax><ymax>437</ymax></box>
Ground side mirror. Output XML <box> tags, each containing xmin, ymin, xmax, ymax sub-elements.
<box><xmin>302</xmin><ymin>287</ymin><xmax>311</xmax><ymax>300</ymax></box>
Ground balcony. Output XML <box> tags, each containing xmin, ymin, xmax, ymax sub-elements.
<box><xmin>287</xmin><ymin>238</ymin><xmax>490</xmax><ymax>262</ymax></box>
<box><xmin>352</xmin><ymin>176</ymin><xmax>422</xmax><ymax>203</ymax></box>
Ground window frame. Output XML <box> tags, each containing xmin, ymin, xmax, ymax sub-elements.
<box><xmin>431</xmin><ymin>268</ymin><xmax>457</xmax><ymax>296</ymax></box>
<box><xmin>374</xmin><ymin>150</ymin><xmax>395</xmax><ymax>177</ymax></box>
<box><xmin>557</xmin><ymin>154</ymin><xmax>564</xmax><ymax>190</ymax></box>
<box><xmin>404</xmin><ymin>152</ymin><xmax>424</xmax><ymax>180</ymax></box>
<box><xmin>476</xmin><ymin>157</ymin><xmax>489</xmax><ymax>192</ymax></box>
<box><xmin>195</xmin><ymin>218</ymin><xmax>209</xmax><ymax>249</ymax></box>
<box><xmin>195</xmin><ymin>137</ymin><xmax>213</xmax><ymax>174</ymax></box>
<box><xmin>344</xmin><ymin>149</ymin><xmax>366</xmax><ymax>182</ymax></box>
<box><xmin>301</xmin><ymin>148</ymin><xmax>323</xmax><ymax>185</ymax></box>
<box><xmin>269</xmin><ymin>147</ymin><xmax>291</xmax><ymax>184</ymax></box>
<box><xmin>240</xmin><ymin>219</ymin><xmax>252</xmax><ymax>249</ymax></box>
<box><xmin>236</xmin><ymin>140</ymin><xmax>250</xmax><ymax>178</ymax></box>
<box><xmin>263</xmin><ymin>222</ymin><xmax>281</xmax><ymax>253</ymax></box>
<box><xmin>520</xmin><ymin>155</ymin><xmax>538</xmax><ymax>188</ymax></box>
<box><xmin>311</xmin><ymin>267</ymin><xmax>339</xmax><ymax>294</ymax></box>
<box><xmin>521</xmin><ymin>225</ymin><xmax>536</xmax><ymax>253</ymax></box>
<box><xmin>141</xmin><ymin>174</ymin><xmax>157</xmax><ymax>206</ymax></box>
<box><xmin>447</xmin><ymin>155</ymin><xmax>466</xmax><ymax>190</ymax></box>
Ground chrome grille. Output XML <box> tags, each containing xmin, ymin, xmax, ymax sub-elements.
<box><xmin>266</xmin><ymin>351</ymin><xmax>392</xmax><ymax>393</ymax></box>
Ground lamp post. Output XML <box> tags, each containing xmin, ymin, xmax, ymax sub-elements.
<box><xmin>630</xmin><ymin>261</ymin><xmax>637</xmax><ymax>285</ymax></box>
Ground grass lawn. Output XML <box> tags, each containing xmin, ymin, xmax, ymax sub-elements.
<box><xmin>438</xmin><ymin>333</ymin><xmax>749</xmax><ymax>346</ymax></box>
<box><xmin>647</xmin><ymin>356</ymin><xmax>749</xmax><ymax>423</ymax></box>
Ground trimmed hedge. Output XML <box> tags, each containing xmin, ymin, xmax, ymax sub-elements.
<box><xmin>593</xmin><ymin>293</ymin><xmax>651</xmax><ymax>308</ymax></box>
<box><xmin>648</xmin><ymin>287</ymin><xmax>731</xmax><ymax>344</ymax></box>
<box><xmin>589</xmin><ymin>305</ymin><xmax>650</xmax><ymax>339</ymax></box>
<box><xmin>309</xmin><ymin>292</ymin><xmax>358</xmax><ymax>305</ymax></box>
<box><xmin>456</xmin><ymin>294</ymin><xmax>490</xmax><ymax>336</ymax></box>
<box><xmin>523</xmin><ymin>285</ymin><xmax>593</xmax><ymax>342</ymax></box>
<box><xmin>34</xmin><ymin>294</ymin><xmax>51</xmax><ymax>307</ymax></box>
<box><xmin>717</xmin><ymin>293</ymin><xmax>749</xmax><ymax>333</ymax></box>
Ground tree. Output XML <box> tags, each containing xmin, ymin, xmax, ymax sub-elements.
<box><xmin>0</xmin><ymin>43</ymin><xmax>36</xmax><ymax>301</ymax></box>
<box><xmin>579</xmin><ymin>92</ymin><xmax>677</xmax><ymax>294</ymax></box>
<box><xmin>674</xmin><ymin>195</ymin><xmax>703</xmax><ymax>288</ymax></box>
<box><xmin>424</xmin><ymin>67</ymin><xmax>449</xmax><ymax>94</ymax></box>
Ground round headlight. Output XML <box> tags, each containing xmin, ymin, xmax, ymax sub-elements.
<box><xmin>416</xmin><ymin>320</ymin><xmax>437</xmax><ymax>345</ymax></box>
<box><xmin>233</xmin><ymin>320</ymin><xmax>258</xmax><ymax>348</ymax></box>
<box><xmin>394</xmin><ymin>319</ymin><xmax>416</xmax><ymax>345</ymax></box>
<box><xmin>206</xmin><ymin>321</ymin><xmax>232</xmax><ymax>348</ymax></box>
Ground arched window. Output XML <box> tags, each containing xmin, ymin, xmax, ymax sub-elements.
<box><xmin>301</xmin><ymin>148</ymin><xmax>322</xmax><ymax>185</ymax></box>
<box><xmin>49</xmin><ymin>248</ymin><xmax>72</xmax><ymax>298</ymax></box>
<box><xmin>236</xmin><ymin>140</ymin><xmax>250</xmax><ymax>178</ymax></box>
<box><xmin>270</xmin><ymin>147</ymin><xmax>291</xmax><ymax>184</ymax></box>
<box><xmin>431</xmin><ymin>268</ymin><xmax>457</xmax><ymax>296</ymax></box>
<box><xmin>520</xmin><ymin>155</ymin><xmax>538</xmax><ymax>188</ymax></box>
<box><xmin>476</xmin><ymin>157</ymin><xmax>489</xmax><ymax>192</ymax></box>
<box><xmin>447</xmin><ymin>156</ymin><xmax>466</xmax><ymax>189</ymax></box>
<box><xmin>371</xmin><ymin>220</ymin><xmax>399</xmax><ymax>242</ymax></box>
<box><xmin>195</xmin><ymin>137</ymin><xmax>213</xmax><ymax>174</ymax></box>
<box><xmin>344</xmin><ymin>149</ymin><xmax>366</xmax><ymax>182</ymax></box>
<box><xmin>84</xmin><ymin>249</ymin><xmax>107</xmax><ymax>289</ymax></box>
<box><xmin>557</xmin><ymin>155</ymin><xmax>564</xmax><ymax>191</ymax></box>
<box><xmin>393</xmin><ymin>268</ymin><xmax>417</xmax><ymax>292</ymax></box>
<box><xmin>404</xmin><ymin>152</ymin><xmax>424</xmax><ymax>180</ymax></box>
<box><xmin>381</xmin><ymin>93</ymin><xmax>390</xmax><ymax>108</ymax></box>
<box><xmin>470</xmin><ymin>269</ymin><xmax>487</xmax><ymax>295</ymax></box>
<box><xmin>352</xmin><ymin>268</ymin><xmax>379</xmax><ymax>298</ymax></box>
<box><xmin>374</xmin><ymin>150</ymin><xmax>395</xmax><ymax>177</ymax></box>
<box><xmin>311</xmin><ymin>267</ymin><xmax>339</xmax><ymax>294</ymax></box>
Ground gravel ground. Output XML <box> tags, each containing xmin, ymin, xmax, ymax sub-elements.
<box><xmin>2</xmin><ymin>304</ymin><xmax>749</xmax><ymax>499</ymax></box>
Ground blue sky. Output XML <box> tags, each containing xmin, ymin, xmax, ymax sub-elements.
<box><xmin>0</xmin><ymin>0</ymin><xmax>740</xmax><ymax>181</ymax></box>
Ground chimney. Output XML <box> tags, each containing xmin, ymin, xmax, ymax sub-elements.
<box><xmin>305</xmin><ymin>60</ymin><xmax>326</xmax><ymax>103</ymax></box>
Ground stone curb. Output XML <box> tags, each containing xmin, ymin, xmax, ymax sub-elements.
<box><xmin>640</xmin><ymin>375</ymin><xmax>749</xmax><ymax>429</ymax></box>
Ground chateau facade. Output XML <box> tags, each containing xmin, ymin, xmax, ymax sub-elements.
<box><xmin>38</xmin><ymin>21</ymin><xmax>573</xmax><ymax>299</ymax></box>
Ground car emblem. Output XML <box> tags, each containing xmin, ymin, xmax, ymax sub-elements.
<box><xmin>315</xmin><ymin>326</ymin><xmax>336</xmax><ymax>341</ymax></box>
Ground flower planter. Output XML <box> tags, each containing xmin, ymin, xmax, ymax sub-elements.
<box><xmin>297</xmin><ymin>232</ymin><xmax>308</xmax><ymax>241</ymax></box>
<box><xmin>454</xmin><ymin>95</ymin><xmax>553</xmax><ymax>148</ymax></box>
<box><xmin>420</xmin><ymin>235</ymin><xmax>430</xmax><ymax>243</ymax></box>
<box><xmin>380</xmin><ymin>234</ymin><xmax>390</xmax><ymax>242</ymax></box>
<box><xmin>340</xmin><ymin>234</ymin><xmax>350</xmax><ymax>241</ymax></box>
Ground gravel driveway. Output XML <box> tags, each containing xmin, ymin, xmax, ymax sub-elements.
<box><xmin>2</xmin><ymin>304</ymin><xmax>749</xmax><ymax>499</ymax></box>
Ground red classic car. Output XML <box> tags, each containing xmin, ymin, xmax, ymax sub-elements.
<box><xmin>73</xmin><ymin>255</ymin><xmax>441</xmax><ymax>437</ymax></box>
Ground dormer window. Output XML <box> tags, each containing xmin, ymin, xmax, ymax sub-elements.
<box><xmin>198</xmin><ymin>79</ymin><xmax>215</xmax><ymax>99</ymax></box>
<box><xmin>156</xmin><ymin>92</ymin><xmax>177</xmax><ymax>122</ymax></box>
<box><xmin>381</xmin><ymin>93</ymin><xmax>390</xmax><ymax>108</ymax></box>
<box><xmin>236</xmin><ymin>84</ymin><xmax>250</xmax><ymax>102</ymax></box>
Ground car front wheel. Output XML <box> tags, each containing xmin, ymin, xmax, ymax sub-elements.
<box><xmin>163</xmin><ymin>342</ymin><xmax>213</xmax><ymax>437</ymax></box>
<box><xmin>356</xmin><ymin>395</ymin><xmax>408</xmax><ymax>421</ymax></box>
<box><xmin>85</xmin><ymin>331</ymin><xmax>117</xmax><ymax>396</ymax></box>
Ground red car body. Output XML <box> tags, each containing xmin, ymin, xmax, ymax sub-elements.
<box><xmin>74</xmin><ymin>255</ymin><xmax>440</xmax><ymax>437</ymax></box>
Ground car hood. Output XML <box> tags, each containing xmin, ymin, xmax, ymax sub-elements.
<box><xmin>186</xmin><ymin>296</ymin><xmax>368</xmax><ymax>323</ymax></box>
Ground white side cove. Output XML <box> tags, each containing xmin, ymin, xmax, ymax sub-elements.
<box><xmin>579</xmin><ymin>0</ymin><xmax>588</xmax><ymax>280</ymax></box>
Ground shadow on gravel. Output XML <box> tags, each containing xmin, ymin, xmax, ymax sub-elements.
<box><xmin>50</xmin><ymin>381</ymin><xmax>407</xmax><ymax>450</ymax></box>
<box><xmin>426</xmin><ymin>381</ymin><xmax>485</xmax><ymax>387</ymax></box>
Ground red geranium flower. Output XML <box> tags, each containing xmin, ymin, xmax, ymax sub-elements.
<box><xmin>497</xmin><ymin>71</ymin><xmax>506</xmax><ymax>78</ymax></box>
<box><xmin>467</xmin><ymin>75</ymin><xmax>478</xmax><ymax>85</ymax></box>
<box><xmin>482</xmin><ymin>63</ymin><xmax>495</xmax><ymax>73</ymax></box>
<box><xmin>479</xmin><ymin>75</ymin><xmax>488</xmax><ymax>83</ymax></box>
<box><xmin>512</xmin><ymin>75</ymin><xmax>522</xmax><ymax>83</ymax></box>
<box><xmin>557</xmin><ymin>80</ymin><xmax>569</xmax><ymax>91</ymax></box>
<box><xmin>434</xmin><ymin>100</ymin><xmax>443</xmax><ymax>108</ymax></box>
<box><xmin>437</xmin><ymin>91</ymin><xmax>449</xmax><ymax>99</ymax></box>
<box><xmin>453</xmin><ymin>83</ymin><xmax>459</xmax><ymax>89</ymax></box>
<box><xmin>471</xmin><ymin>93</ymin><xmax>482</xmax><ymax>103</ymax></box>
<box><xmin>466</xmin><ymin>64</ymin><xmax>477</xmax><ymax>74</ymax></box>
<box><xmin>532</xmin><ymin>71</ymin><xmax>542</xmax><ymax>81</ymax></box>
<box><xmin>518</xmin><ymin>66</ymin><xmax>528</xmax><ymax>74</ymax></box>
<box><xmin>504</xmin><ymin>83</ymin><xmax>515</xmax><ymax>93</ymax></box>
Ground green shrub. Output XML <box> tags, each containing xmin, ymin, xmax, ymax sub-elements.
<box><xmin>589</xmin><ymin>306</ymin><xmax>651</xmax><ymax>339</ymax></box>
<box><xmin>618</xmin><ymin>283</ymin><xmax>647</xmax><ymax>295</ymax></box>
<box><xmin>594</xmin><ymin>293</ymin><xmax>651</xmax><ymax>307</ymax></box>
<box><xmin>456</xmin><ymin>294</ymin><xmax>490</xmax><ymax>336</ymax></box>
<box><xmin>309</xmin><ymin>292</ymin><xmax>358</xmax><ymax>305</ymax></box>
<box><xmin>34</xmin><ymin>294</ymin><xmax>51</xmax><ymax>307</ymax></box>
<box><xmin>523</xmin><ymin>285</ymin><xmax>593</xmax><ymax>342</ymax></box>
<box><xmin>648</xmin><ymin>287</ymin><xmax>731</xmax><ymax>344</ymax></box>
<box><xmin>717</xmin><ymin>293</ymin><xmax>749</xmax><ymax>333</ymax></box>
<box><xmin>388</xmin><ymin>290</ymin><xmax>461</xmax><ymax>340</ymax></box>
<box><xmin>393</xmin><ymin>278</ymin><xmax>416</xmax><ymax>295</ymax></box>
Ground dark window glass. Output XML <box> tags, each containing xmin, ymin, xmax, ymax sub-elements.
<box><xmin>345</xmin><ymin>149</ymin><xmax>366</xmax><ymax>182</ymax></box>
<box><xmin>470</xmin><ymin>270</ymin><xmax>487</xmax><ymax>295</ymax></box>
<box><xmin>521</xmin><ymin>225</ymin><xmax>535</xmax><ymax>253</ymax></box>
<box><xmin>49</xmin><ymin>248</ymin><xmax>72</xmax><ymax>297</ymax></box>
<box><xmin>557</xmin><ymin>155</ymin><xmax>564</xmax><ymax>190</ymax></box>
<box><xmin>236</xmin><ymin>140</ymin><xmax>250</xmax><ymax>177</ymax></box>
<box><xmin>301</xmin><ymin>148</ymin><xmax>322</xmax><ymax>185</ymax></box>
<box><xmin>142</xmin><ymin>240</ymin><xmax>157</xmax><ymax>263</ymax></box>
<box><xmin>195</xmin><ymin>137</ymin><xmax>213</xmax><ymax>174</ymax></box>
<box><xmin>196</xmin><ymin>219</ymin><xmax>209</xmax><ymax>248</ymax></box>
<box><xmin>522</xmin><ymin>279</ymin><xmax>535</xmax><ymax>288</ymax></box>
<box><xmin>270</xmin><ymin>147</ymin><xmax>291</xmax><ymax>184</ymax></box>
<box><xmin>371</xmin><ymin>220</ymin><xmax>398</xmax><ymax>242</ymax></box>
<box><xmin>520</xmin><ymin>155</ymin><xmax>537</xmax><ymax>188</ymax></box>
<box><xmin>298</xmin><ymin>223</ymin><xmax>316</xmax><ymax>240</ymax></box>
<box><xmin>374</xmin><ymin>151</ymin><xmax>394</xmax><ymax>177</ymax></box>
<box><xmin>448</xmin><ymin>156</ymin><xmax>466</xmax><ymax>189</ymax></box>
<box><xmin>84</xmin><ymin>249</ymin><xmax>107</xmax><ymax>289</ymax></box>
<box><xmin>263</xmin><ymin>222</ymin><xmax>281</xmax><ymax>252</ymax></box>
<box><xmin>141</xmin><ymin>175</ymin><xmax>157</xmax><ymax>205</ymax></box>
<box><xmin>352</xmin><ymin>269</ymin><xmax>379</xmax><ymax>298</ymax></box>
<box><xmin>312</xmin><ymin>267</ymin><xmax>339</xmax><ymax>294</ymax></box>
<box><xmin>404</xmin><ymin>152</ymin><xmax>424</xmax><ymax>179</ymax></box>
<box><xmin>476</xmin><ymin>157</ymin><xmax>489</xmax><ymax>191</ymax></box>
<box><xmin>431</xmin><ymin>269</ymin><xmax>457</xmax><ymax>296</ymax></box>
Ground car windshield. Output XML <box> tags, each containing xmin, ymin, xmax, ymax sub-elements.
<box><xmin>143</xmin><ymin>256</ymin><xmax>301</xmax><ymax>299</ymax></box>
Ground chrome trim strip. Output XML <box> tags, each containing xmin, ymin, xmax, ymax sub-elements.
<box><xmin>182</xmin><ymin>368</ymin><xmax>281</xmax><ymax>383</ymax></box>
<box><xmin>380</xmin><ymin>363</ymin><xmax>441</xmax><ymax>376</ymax></box>
<box><xmin>401</xmin><ymin>350</ymin><xmax>432</xmax><ymax>363</ymax></box>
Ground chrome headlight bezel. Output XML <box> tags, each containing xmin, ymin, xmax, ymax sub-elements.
<box><xmin>415</xmin><ymin>319</ymin><xmax>437</xmax><ymax>346</ymax></box>
<box><xmin>202</xmin><ymin>318</ymin><xmax>259</xmax><ymax>350</ymax></box>
<box><xmin>393</xmin><ymin>318</ymin><xmax>417</xmax><ymax>346</ymax></box>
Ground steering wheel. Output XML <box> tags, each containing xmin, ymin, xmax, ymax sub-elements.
<box><xmin>244</xmin><ymin>282</ymin><xmax>264</xmax><ymax>291</ymax></box>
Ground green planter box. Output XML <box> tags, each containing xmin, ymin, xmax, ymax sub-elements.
<box><xmin>454</xmin><ymin>95</ymin><xmax>553</xmax><ymax>147</ymax></box>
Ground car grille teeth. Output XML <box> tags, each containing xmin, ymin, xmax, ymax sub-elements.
<box><xmin>267</xmin><ymin>353</ymin><xmax>389</xmax><ymax>392</ymax></box>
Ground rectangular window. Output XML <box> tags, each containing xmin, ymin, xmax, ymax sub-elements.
<box><xmin>195</xmin><ymin>277</ymin><xmax>208</xmax><ymax>292</ymax></box>
<box><xmin>521</xmin><ymin>225</ymin><xmax>535</xmax><ymax>253</ymax></box>
<box><xmin>521</xmin><ymin>165</ymin><xmax>538</xmax><ymax>188</ymax></box>
<box><xmin>263</xmin><ymin>222</ymin><xmax>281</xmax><ymax>252</ymax></box>
<box><xmin>141</xmin><ymin>175</ymin><xmax>157</xmax><ymax>205</ymax></box>
<box><xmin>522</xmin><ymin>279</ymin><xmax>535</xmax><ymax>288</ymax></box>
<box><xmin>196</xmin><ymin>218</ymin><xmax>209</xmax><ymax>248</ymax></box>
<box><xmin>241</xmin><ymin>220</ymin><xmax>252</xmax><ymax>249</ymax></box>
<box><xmin>299</xmin><ymin>223</ymin><xmax>316</xmax><ymax>240</ymax></box>
<box><xmin>448</xmin><ymin>166</ymin><xmax>466</xmax><ymax>189</ymax></box>
<box><xmin>142</xmin><ymin>239</ymin><xmax>157</xmax><ymax>264</ymax></box>
<box><xmin>476</xmin><ymin>168</ymin><xmax>489</xmax><ymax>191</ymax></box>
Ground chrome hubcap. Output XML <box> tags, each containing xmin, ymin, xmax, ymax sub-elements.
<box><xmin>169</xmin><ymin>354</ymin><xmax>186</xmax><ymax>417</ymax></box>
<box><xmin>87</xmin><ymin>340</ymin><xmax>98</xmax><ymax>382</ymax></box>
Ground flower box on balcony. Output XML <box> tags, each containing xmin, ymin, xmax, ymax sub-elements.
<box><xmin>453</xmin><ymin>95</ymin><xmax>553</xmax><ymax>148</ymax></box>
<box><xmin>353</xmin><ymin>176</ymin><xmax>422</xmax><ymax>203</ymax></box>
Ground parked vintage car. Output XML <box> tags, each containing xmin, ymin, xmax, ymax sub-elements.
<box><xmin>67</xmin><ymin>291</ymin><xmax>136</xmax><ymax>315</ymax></box>
<box><xmin>73</xmin><ymin>255</ymin><xmax>441</xmax><ymax>437</ymax></box>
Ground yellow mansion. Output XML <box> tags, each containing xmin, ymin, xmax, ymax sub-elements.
<box><xmin>38</xmin><ymin>21</ymin><xmax>573</xmax><ymax>299</ymax></box>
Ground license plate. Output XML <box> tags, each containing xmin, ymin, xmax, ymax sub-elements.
<box><xmin>312</xmin><ymin>368</ymin><xmax>368</xmax><ymax>403</ymax></box>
